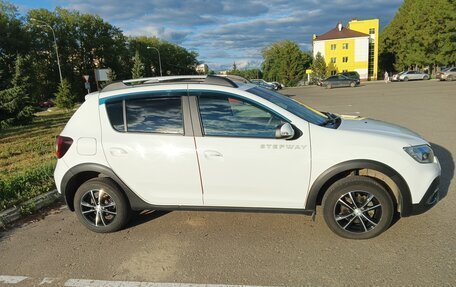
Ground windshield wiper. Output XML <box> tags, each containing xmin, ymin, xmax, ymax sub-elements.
<box><xmin>320</xmin><ymin>112</ymin><xmax>340</xmax><ymax>127</ymax></box>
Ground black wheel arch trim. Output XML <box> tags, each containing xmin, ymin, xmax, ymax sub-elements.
<box><xmin>60</xmin><ymin>163</ymin><xmax>147</xmax><ymax>211</ymax></box>
<box><xmin>305</xmin><ymin>159</ymin><xmax>414</xmax><ymax>217</ymax></box>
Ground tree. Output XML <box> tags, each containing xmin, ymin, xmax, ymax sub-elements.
<box><xmin>55</xmin><ymin>79</ymin><xmax>75</xmax><ymax>110</ymax></box>
<box><xmin>131</xmin><ymin>50</ymin><xmax>145</xmax><ymax>79</ymax></box>
<box><xmin>380</xmin><ymin>0</ymin><xmax>456</xmax><ymax>72</ymax></box>
<box><xmin>127</xmin><ymin>36</ymin><xmax>198</xmax><ymax>77</ymax></box>
<box><xmin>228</xmin><ymin>68</ymin><xmax>262</xmax><ymax>80</ymax></box>
<box><xmin>312</xmin><ymin>52</ymin><xmax>327</xmax><ymax>79</ymax></box>
<box><xmin>261</xmin><ymin>40</ymin><xmax>311</xmax><ymax>86</ymax></box>
<box><xmin>106</xmin><ymin>68</ymin><xmax>117</xmax><ymax>83</ymax></box>
<box><xmin>232</xmin><ymin>62</ymin><xmax>237</xmax><ymax>72</ymax></box>
<box><xmin>0</xmin><ymin>1</ymin><xmax>30</xmax><ymax>90</ymax></box>
<box><xmin>0</xmin><ymin>55</ymin><xmax>34</xmax><ymax>128</ymax></box>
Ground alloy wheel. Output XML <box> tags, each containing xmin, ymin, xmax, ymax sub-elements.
<box><xmin>80</xmin><ymin>189</ymin><xmax>117</xmax><ymax>227</ymax></box>
<box><xmin>333</xmin><ymin>190</ymin><xmax>382</xmax><ymax>233</ymax></box>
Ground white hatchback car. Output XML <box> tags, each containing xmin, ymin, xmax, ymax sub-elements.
<box><xmin>54</xmin><ymin>75</ymin><xmax>442</xmax><ymax>239</ymax></box>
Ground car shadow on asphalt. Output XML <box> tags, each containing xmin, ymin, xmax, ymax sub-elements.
<box><xmin>126</xmin><ymin>210</ymin><xmax>171</xmax><ymax>229</ymax></box>
<box><xmin>431</xmin><ymin>142</ymin><xmax>454</xmax><ymax>201</ymax></box>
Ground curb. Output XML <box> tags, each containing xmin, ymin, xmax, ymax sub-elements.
<box><xmin>0</xmin><ymin>189</ymin><xmax>61</xmax><ymax>228</ymax></box>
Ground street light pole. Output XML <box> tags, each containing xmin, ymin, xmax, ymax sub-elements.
<box><xmin>147</xmin><ymin>46</ymin><xmax>163</xmax><ymax>77</ymax></box>
<box><xmin>30</xmin><ymin>18</ymin><xmax>63</xmax><ymax>84</ymax></box>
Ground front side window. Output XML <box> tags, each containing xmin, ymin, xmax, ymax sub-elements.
<box><xmin>126</xmin><ymin>97</ymin><xmax>183</xmax><ymax>134</ymax></box>
<box><xmin>197</xmin><ymin>93</ymin><xmax>286</xmax><ymax>138</ymax></box>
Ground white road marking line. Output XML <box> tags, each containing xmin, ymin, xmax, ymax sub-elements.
<box><xmin>39</xmin><ymin>277</ymin><xmax>58</xmax><ymax>285</ymax></box>
<box><xmin>64</xmin><ymin>279</ymin><xmax>274</xmax><ymax>287</ymax></box>
<box><xmin>0</xmin><ymin>275</ymin><xmax>28</xmax><ymax>284</ymax></box>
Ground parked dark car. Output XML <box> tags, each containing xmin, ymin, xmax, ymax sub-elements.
<box><xmin>338</xmin><ymin>71</ymin><xmax>360</xmax><ymax>81</ymax></box>
<box><xmin>322</xmin><ymin>75</ymin><xmax>359</xmax><ymax>89</ymax></box>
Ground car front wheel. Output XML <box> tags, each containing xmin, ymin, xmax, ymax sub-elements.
<box><xmin>74</xmin><ymin>178</ymin><xmax>130</xmax><ymax>233</ymax></box>
<box><xmin>322</xmin><ymin>176</ymin><xmax>394</xmax><ymax>239</ymax></box>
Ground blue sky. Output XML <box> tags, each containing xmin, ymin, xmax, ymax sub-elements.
<box><xmin>13</xmin><ymin>0</ymin><xmax>403</xmax><ymax>71</ymax></box>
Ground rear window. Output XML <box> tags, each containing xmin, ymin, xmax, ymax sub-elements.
<box><xmin>105</xmin><ymin>95</ymin><xmax>184</xmax><ymax>134</ymax></box>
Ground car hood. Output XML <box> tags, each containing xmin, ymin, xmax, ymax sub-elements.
<box><xmin>338</xmin><ymin>115</ymin><xmax>422</xmax><ymax>139</ymax></box>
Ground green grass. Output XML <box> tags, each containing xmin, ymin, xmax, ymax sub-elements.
<box><xmin>0</xmin><ymin>108</ymin><xmax>74</xmax><ymax>210</ymax></box>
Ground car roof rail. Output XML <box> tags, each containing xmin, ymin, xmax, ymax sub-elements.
<box><xmin>102</xmin><ymin>75</ymin><xmax>238</xmax><ymax>92</ymax></box>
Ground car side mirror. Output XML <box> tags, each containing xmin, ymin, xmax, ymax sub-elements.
<box><xmin>276</xmin><ymin>123</ymin><xmax>295</xmax><ymax>139</ymax></box>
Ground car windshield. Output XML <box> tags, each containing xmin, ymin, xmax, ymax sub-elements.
<box><xmin>247</xmin><ymin>87</ymin><xmax>328</xmax><ymax>125</ymax></box>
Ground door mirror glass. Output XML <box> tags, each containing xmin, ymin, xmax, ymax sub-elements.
<box><xmin>276</xmin><ymin>123</ymin><xmax>295</xmax><ymax>139</ymax></box>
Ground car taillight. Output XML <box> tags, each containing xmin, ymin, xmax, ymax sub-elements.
<box><xmin>56</xmin><ymin>135</ymin><xmax>73</xmax><ymax>159</ymax></box>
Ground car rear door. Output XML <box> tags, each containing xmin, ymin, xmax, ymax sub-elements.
<box><xmin>99</xmin><ymin>88</ymin><xmax>203</xmax><ymax>206</ymax></box>
<box><xmin>189</xmin><ymin>87</ymin><xmax>311</xmax><ymax>209</ymax></box>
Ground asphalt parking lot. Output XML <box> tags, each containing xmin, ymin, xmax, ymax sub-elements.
<box><xmin>0</xmin><ymin>80</ymin><xmax>455</xmax><ymax>287</ymax></box>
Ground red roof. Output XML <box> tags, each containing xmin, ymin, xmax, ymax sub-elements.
<box><xmin>314</xmin><ymin>24</ymin><xmax>369</xmax><ymax>41</ymax></box>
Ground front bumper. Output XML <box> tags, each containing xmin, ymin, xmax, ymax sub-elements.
<box><xmin>410</xmin><ymin>177</ymin><xmax>441</xmax><ymax>215</ymax></box>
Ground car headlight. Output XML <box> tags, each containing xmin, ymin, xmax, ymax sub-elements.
<box><xmin>403</xmin><ymin>144</ymin><xmax>434</xmax><ymax>163</ymax></box>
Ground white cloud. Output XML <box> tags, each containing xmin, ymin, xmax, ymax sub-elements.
<box><xmin>60</xmin><ymin>0</ymin><xmax>402</xmax><ymax>69</ymax></box>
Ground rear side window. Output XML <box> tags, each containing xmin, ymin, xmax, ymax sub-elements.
<box><xmin>126</xmin><ymin>97</ymin><xmax>183</xmax><ymax>134</ymax></box>
<box><xmin>104</xmin><ymin>94</ymin><xmax>184</xmax><ymax>135</ymax></box>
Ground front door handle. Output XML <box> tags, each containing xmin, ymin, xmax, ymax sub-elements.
<box><xmin>204</xmin><ymin>150</ymin><xmax>223</xmax><ymax>159</ymax></box>
<box><xmin>110</xmin><ymin>147</ymin><xmax>128</xmax><ymax>156</ymax></box>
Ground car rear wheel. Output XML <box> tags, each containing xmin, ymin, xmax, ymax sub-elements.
<box><xmin>350</xmin><ymin>81</ymin><xmax>356</xmax><ymax>87</ymax></box>
<box><xmin>403</xmin><ymin>77</ymin><xmax>409</xmax><ymax>81</ymax></box>
<box><xmin>423</xmin><ymin>75</ymin><xmax>429</xmax><ymax>80</ymax></box>
<box><xmin>74</xmin><ymin>178</ymin><xmax>130</xmax><ymax>233</ymax></box>
<box><xmin>322</xmin><ymin>176</ymin><xmax>394</xmax><ymax>239</ymax></box>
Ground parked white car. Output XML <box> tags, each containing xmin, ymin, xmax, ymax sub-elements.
<box><xmin>398</xmin><ymin>70</ymin><xmax>430</xmax><ymax>81</ymax></box>
<box><xmin>54</xmin><ymin>75</ymin><xmax>441</xmax><ymax>239</ymax></box>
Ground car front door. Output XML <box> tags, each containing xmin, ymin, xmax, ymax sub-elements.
<box><xmin>338</xmin><ymin>75</ymin><xmax>349</xmax><ymax>87</ymax></box>
<box><xmin>100</xmin><ymin>90</ymin><xmax>203</xmax><ymax>206</ymax></box>
<box><xmin>189</xmin><ymin>89</ymin><xmax>311</xmax><ymax>209</ymax></box>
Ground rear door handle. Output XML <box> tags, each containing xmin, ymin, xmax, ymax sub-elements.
<box><xmin>204</xmin><ymin>150</ymin><xmax>223</xmax><ymax>159</ymax></box>
<box><xmin>110</xmin><ymin>147</ymin><xmax>128</xmax><ymax>156</ymax></box>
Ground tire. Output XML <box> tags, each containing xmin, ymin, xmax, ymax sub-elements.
<box><xmin>403</xmin><ymin>77</ymin><xmax>409</xmax><ymax>81</ymax></box>
<box><xmin>74</xmin><ymin>177</ymin><xmax>130</xmax><ymax>233</ymax></box>
<box><xmin>326</xmin><ymin>84</ymin><xmax>332</xmax><ymax>89</ymax></box>
<box><xmin>322</xmin><ymin>176</ymin><xmax>394</xmax><ymax>240</ymax></box>
<box><xmin>448</xmin><ymin>75</ymin><xmax>454</xmax><ymax>81</ymax></box>
<box><xmin>350</xmin><ymin>81</ymin><xmax>356</xmax><ymax>88</ymax></box>
<box><xmin>423</xmin><ymin>75</ymin><xmax>429</xmax><ymax>80</ymax></box>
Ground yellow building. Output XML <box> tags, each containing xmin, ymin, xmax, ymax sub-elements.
<box><xmin>313</xmin><ymin>19</ymin><xmax>379</xmax><ymax>80</ymax></box>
